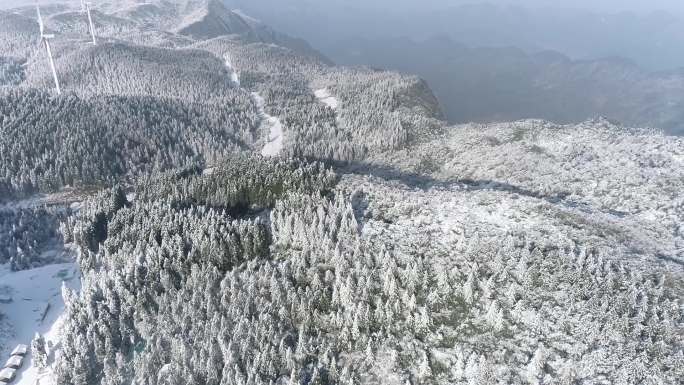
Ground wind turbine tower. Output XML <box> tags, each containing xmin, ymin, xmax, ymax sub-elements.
<box><xmin>81</xmin><ymin>0</ymin><xmax>97</xmax><ymax>45</ymax></box>
<box><xmin>37</xmin><ymin>4</ymin><xmax>61</xmax><ymax>95</ymax></box>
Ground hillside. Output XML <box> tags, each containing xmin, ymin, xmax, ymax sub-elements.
<box><xmin>0</xmin><ymin>2</ymin><xmax>682</xmax><ymax>385</ymax></box>
<box><xmin>0</xmin><ymin>88</ymin><xmax>259</xmax><ymax>201</ymax></box>
<box><xmin>192</xmin><ymin>36</ymin><xmax>444</xmax><ymax>162</ymax></box>
<box><xmin>0</xmin><ymin>10</ymin><xmax>41</xmax><ymax>60</ymax></box>
<box><xmin>25</xmin><ymin>42</ymin><xmax>246</xmax><ymax>102</ymax></box>
<box><xmin>53</xmin><ymin>131</ymin><xmax>684</xmax><ymax>384</ymax></box>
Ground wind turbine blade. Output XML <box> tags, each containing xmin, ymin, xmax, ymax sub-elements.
<box><xmin>36</xmin><ymin>4</ymin><xmax>44</xmax><ymax>35</ymax></box>
<box><xmin>86</xmin><ymin>3</ymin><xmax>97</xmax><ymax>45</ymax></box>
<box><xmin>44</xmin><ymin>39</ymin><xmax>61</xmax><ymax>95</ymax></box>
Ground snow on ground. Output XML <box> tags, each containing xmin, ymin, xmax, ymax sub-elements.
<box><xmin>224</xmin><ymin>56</ymin><xmax>240</xmax><ymax>86</ymax></box>
<box><xmin>0</xmin><ymin>189</ymin><xmax>87</xmax><ymax>211</ymax></box>
<box><xmin>223</xmin><ymin>53</ymin><xmax>283</xmax><ymax>156</ymax></box>
<box><xmin>254</xmin><ymin>92</ymin><xmax>284</xmax><ymax>157</ymax></box>
<box><xmin>0</xmin><ymin>262</ymin><xmax>80</xmax><ymax>385</ymax></box>
<box><xmin>231</xmin><ymin>9</ymin><xmax>262</xmax><ymax>25</ymax></box>
<box><xmin>314</xmin><ymin>88</ymin><xmax>339</xmax><ymax>110</ymax></box>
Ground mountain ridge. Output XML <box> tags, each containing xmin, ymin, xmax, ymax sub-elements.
<box><xmin>331</xmin><ymin>35</ymin><xmax>684</xmax><ymax>135</ymax></box>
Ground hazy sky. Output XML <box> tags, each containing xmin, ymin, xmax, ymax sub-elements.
<box><xmin>392</xmin><ymin>0</ymin><xmax>684</xmax><ymax>13</ymax></box>
<box><xmin>2</xmin><ymin>1</ymin><xmax>683</xmax><ymax>14</ymax></box>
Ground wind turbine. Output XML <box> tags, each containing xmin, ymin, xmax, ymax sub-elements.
<box><xmin>80</xmin><ymin>0</ymin><xmax>97</xmax><ymax>45</ymax></box>
<box><xmin>37</xmin><ymin>4</ymin><xmax>61</xmax><ymax>95</ymax></box>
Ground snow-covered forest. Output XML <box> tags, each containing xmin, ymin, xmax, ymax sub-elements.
<box><xmin>0</xmin><ymin>207</ymin><xmax>68</xmax><ymax>270</ymax></box>
<box><xmin>0</xmin><ymin>57</ymin><xmax>23</xmax><ymax>86</ymax></box>
<box><xmin>54</xmin><ymin>155</ymin><xmax>682</xmax><ymax>385</ymax></box>
<box><xmin>0</xmin><ymin>88</ymin><xmax>260</xmax><ymax>200</ymax></box>
<box><xmin>0</xmin><ymin>1</ymin><xmax>681</xmax><ymax>385</ymax></box>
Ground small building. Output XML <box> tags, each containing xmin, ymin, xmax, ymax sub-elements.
<box><xmin>10</xmin><ymin>345</ymin><xmax>27</xmax><ymax>357</ymax></box>
<box><xmin>3</xmin><ymin>356</ymin><xmax>22</xmax><ymax>370</ymax></box>
<box><xmin>0</xmin><ymin>367</ymin><xmax>16</xmax><ymax>383</ymax></box>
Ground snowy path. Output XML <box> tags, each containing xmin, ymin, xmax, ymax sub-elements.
<box><xmin>0</xmin><ymin>262</ymin><xmax>80</xmax><ymax>385</ymax></box>
<box><xmin>254</xmin><ymin>92</ymin><xmax>284</xmax><ymax>157</ymax></box>
<box><xmin>223</xmin><ymin>53</ymin><xmax>283</xmax><ymax>157</ymax></box>
<box><xmin>314</xmin><ymin>88</ymin><xmax>339</xmax><ymax>110</ymax></box>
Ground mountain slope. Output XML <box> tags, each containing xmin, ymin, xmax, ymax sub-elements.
<box><xmin>0</xmin><ymin>3</ymin><xmax>681</xmax><ymax>385</ymax></box>
<box><xmin>24</xmin><ymin>42</ymin><xmax>248</xmax><ymax>103</ymax></box>
<box><xmin>373</xmin><ymin>118</ymin><xmax>684</xmax><ymax>264</ymax></box>
<box><xmin>52</xmin><ymin>125</ymin><xmax>684</xmax><ymax>384</ymax></box>
<box><xmin>193</xmin><ymin>36</ymin><xmax>444</xmax><ymax>162</ymax></box>
<box><xmin>331</xmin><ymin>36</ymin><xmax>684</xmax><ymax>135</ymax></box>
<box><xmin>0</xmin><ymin>10</ymin><xmax>41</xmax><ymax>60</ymax></box>
<box><xmin>174</xmin><ymin>0</ymin><xmax>330</xmax><ymax>63</ymax></box>
<box><xmin>0</xmin><ymin>88</ymin><xmax>259</xmax><ymax>201</ymax></box>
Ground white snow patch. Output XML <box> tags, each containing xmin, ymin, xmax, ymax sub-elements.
<box><xmin>224</xmin><ymin>56</ymin><xmax>240</xmax><ymax>87</ymax></box>
<box><xmin>0</xmin><ymin>262</ymin><xmax>80</xmax><ymax>385</ymax></box>
<box><xmin>0</xmin><ymin>189</ymin><xmax>85</xmax><ymax>211</ymax></box>
<box><xmin>314</xmin><ymin>88</ymin><xmax>339</xmax><ymax>110</ymax></box>
<box><xmin>253</xmin><ymin>92</ymin><xmax>284</xmax><ymax>157</ymax></box>
<box><xmin>231</xmin><ymin>9</ymin><xmax>262</xmax><ymax>25</ymax></box>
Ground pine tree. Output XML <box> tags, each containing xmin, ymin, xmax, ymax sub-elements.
<box><xmin>526</xmin><ymin>345</ymin><xmax>546</xmax><ymax>384</ymax></box>
<box><xmin>485</xmin><ymin>300</ymin><xmax>504</xmax><ymax>332</ymax></box>
<box><xmin>31</xmin><ymin>333</ymin><xmax>48</xmax><ymax>370</ymax></box>
<box><xmin>417</xmin><ymin>351</ymin><xmax>432</xmax><ymax>383</ymax></box>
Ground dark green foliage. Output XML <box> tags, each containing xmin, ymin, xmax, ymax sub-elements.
<box><xmin>54</xmin><ymin>159</ymin><xmax>342</xmax><ymax>385</ymax></box>
<box><xmin>65</xmin><ymin>187</ymin><xmax>129</xmax><ymax>255</ymax></box>
<box><xmin>135</xmin><ymin>155</ymin><xmax>338</xmax><ymax>210</ymax></box>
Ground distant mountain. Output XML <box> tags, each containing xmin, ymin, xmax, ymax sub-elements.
<box><xmin>2</xmin><ymin>0</ymin><xmax>330</xmax><ymax>63</ymax></box>
<box><xmin>174</xmin><ymin>0</ymin><xmax>331</xmax><ymax>63</ymax></box>
<box><xmin>331</xmin><ymin>36</ymin><xmax>684</xmax><ymax>135</ymax></box>
<box><xmin>105</xmin><ymin>0</ymin><xmax>331</xmax><ymax>63</ymax></box>
<box><xmin>223</xmin><ymin>1</ymin><xmax>684</xmax><ymax>72</ymax></box>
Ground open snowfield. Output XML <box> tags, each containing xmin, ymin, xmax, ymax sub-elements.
<box><xmin>314</xmin><ymin>88</ymin><xmax>339</xmax><ymax>110</ymax></box>
<box><xmin>0</xmin><ymin>262</ymin><xmax>80</xmax><ymax>385</ymax></box>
